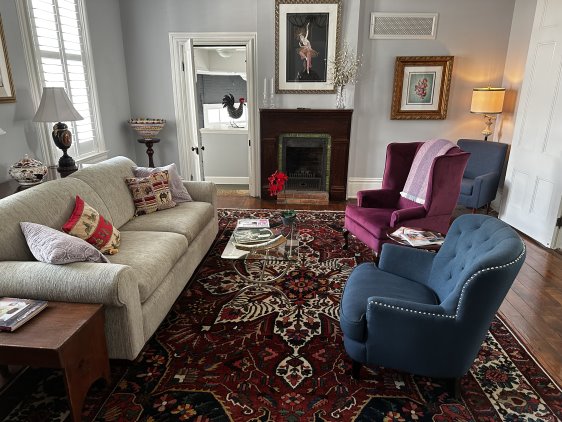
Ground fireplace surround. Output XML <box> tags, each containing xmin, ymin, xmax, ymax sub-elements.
<box><xmin>260</xmin><ymin>109</ymin><xmax>353</xmax><ymax>201</ymax></box>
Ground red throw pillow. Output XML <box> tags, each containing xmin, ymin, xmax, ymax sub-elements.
<box><xmin>62</xmin><ymin>196</ymin><xmax>121</xmax><ymax>254</ymax></box>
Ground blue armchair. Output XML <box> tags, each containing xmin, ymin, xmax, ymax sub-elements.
<box><xmin>339</xmin><ymin>214</ymin><xmax>525</xmax><ymax>381</ymax></box>
<box><xmin>457</xmin><ymin>139</ymin><xmax>508</xmax><ymax>213</ymax></box>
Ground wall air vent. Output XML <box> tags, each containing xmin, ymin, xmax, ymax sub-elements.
<box><xmin>370</xmin><ymin>12</ymin><xmax>438</xmax><ymax>40</ymax></box>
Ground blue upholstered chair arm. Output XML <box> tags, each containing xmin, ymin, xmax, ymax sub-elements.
<box><xmin>378</xmin><ymin>243</ymin><xmax>435</xmax><ymax>284</ymax></box>
<box><xmin>471</xmin><ymin>172</ymin><xmax>500</xmax><ymax>204</ymax></box>
<box><xmin>367</xmin><ymin>297</ymin><xmax>449</xmax><ymax>318</ymax></box>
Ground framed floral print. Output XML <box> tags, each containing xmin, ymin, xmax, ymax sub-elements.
<box><xmin>275</xmin><ymin>0</ymin><xmax>342</xmax><ymax>94</ymax></box>
<box><xmin>390</xmin><ymin>56</ymin><xmax>454</xmax><ymax>120</ymax></box>
<box><xmin>0</xmin><ymin>15</ymin><xmax>15</xmax><ymax>103</ymax></box>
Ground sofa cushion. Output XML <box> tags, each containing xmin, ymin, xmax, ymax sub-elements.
<box><xmin>21</xmin><ymin>222</ymin><xmax>109</xmax><ymax>264</ymax></box>
<box><xmin>120</xmin><ymin>201</ymin><xmax>215</xmax><ymax>243</ymax></box>
<box><xmin>0</xmin><ymin>178</ymin><xmax>111</xmax><ymax>261</ymax></box>
<box><xmin>62</xmin><ymin>196</ymin><xmax>121</xmax><ymax>254</ymax></box>
<box><xmin>107</xmin><ymin>230</ymin><xmax>188</xmax><ymax>302</ymax></box>
<box><xmin>70</xmin><ymin>156</ymin><xmax>137</xmax><ymax>228</ymax></box>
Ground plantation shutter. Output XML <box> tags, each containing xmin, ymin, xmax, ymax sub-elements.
<box><xmin>27</xmin><ymin>0</ymin><xmax>99</xmax><ymax>159</ymax></box>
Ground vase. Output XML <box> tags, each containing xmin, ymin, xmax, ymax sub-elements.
<box><xmin>335</xmin><ymin>85</ymin><xmax>346</xmax><ymax>109</ymax></box>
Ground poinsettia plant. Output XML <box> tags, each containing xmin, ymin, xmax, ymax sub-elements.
<box><xmin>268</xmin><ymin>170</ymin><xmax>288</xmax><ymax>197</ymax></box>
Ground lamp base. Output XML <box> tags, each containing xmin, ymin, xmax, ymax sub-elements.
<box><xmin>481</xmin><ymin>114</ymin><xmax>496</xmax><ymax>141</ymax></box>
<box><xmin>57</xmin><ymin>149</ymin><xmax>78</xmax><ymax>178</ymax></box>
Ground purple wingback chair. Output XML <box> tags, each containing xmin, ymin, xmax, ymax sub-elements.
<box><xmin>344</xmin><ymin>142</ymin><xmax>470</xmax><ymax>254</ymax></box>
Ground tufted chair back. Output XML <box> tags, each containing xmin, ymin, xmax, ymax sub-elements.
<box><xmin>428</xmin><ymin>214</ymin><xmax>525</xmax><ymax>316</ymax></box>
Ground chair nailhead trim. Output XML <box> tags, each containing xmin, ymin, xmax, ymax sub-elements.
<box><xmin>369</xmin><ymin>241</ymin><xmax>526</xmax><ymax>319</ymax></box>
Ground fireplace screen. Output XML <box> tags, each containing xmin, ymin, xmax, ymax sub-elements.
<box><xmin>278</xmin><ymin>134</ymin><xmax>331</xmax><ymax>191</ymax></box>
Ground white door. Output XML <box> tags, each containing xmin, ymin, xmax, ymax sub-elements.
<box><xmin>182</xmin><ymin>40</ymin><xmax>204</xmax><ymax>180</ymax></box>
<box><xmin>499</xmin><ymin>0</ymin><xmax>562</xmax><ymax>248</ymax></box>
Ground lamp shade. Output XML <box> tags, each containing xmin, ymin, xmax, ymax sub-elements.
<box><xmin>33</xmin><ymin>87</ymin><xmax>83</xmax><ymax>122</ymax></box>
<box><xmin>470</xmin><ymin>87</ymin><xmax>505</xmax><ymax>114</ymax></box>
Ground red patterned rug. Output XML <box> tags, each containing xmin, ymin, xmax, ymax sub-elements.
<box><xmin>0</xmin><ymin>209</ymin><xmax>560</xmax><ymax>421</ymax></box>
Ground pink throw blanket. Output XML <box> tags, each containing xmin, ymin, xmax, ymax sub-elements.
<box><xmin>400</xmin><ymin>139</ymin><xmax>455</xmax><ymax>204</ymax></box>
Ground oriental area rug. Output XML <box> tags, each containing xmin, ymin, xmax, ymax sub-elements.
<box><xmin>0</xmin><ymin>209</ymin><xmax>561</xmax><ymax>421</ymax></box>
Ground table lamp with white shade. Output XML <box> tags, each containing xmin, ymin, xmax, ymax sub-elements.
<box><xmin>470</xmin><ymin>87</ymin><xmax>505</xmax><ymax>141</ymax></box>
<box><xmin>33</xmin><ymin>87</ymin><xmax>83</xmax><ymax>177</ymax></box>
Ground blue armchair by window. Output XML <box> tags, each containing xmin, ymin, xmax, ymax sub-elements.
<box><xmin>339</xmin><ymin>214</ymin><xmax>525</xmax><ymax>391</ymax></box>
<box><xmin>457</xmin><ymin>139</ymin><xmax>508</xmax><ymax>213</ymax></box>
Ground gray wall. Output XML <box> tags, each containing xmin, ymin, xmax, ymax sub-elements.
<box><xmin>119</xmin><ymin>0</ymin><xmax>258</xmax><ymax>167</ymax></box>
<box><xmin>0</xmin><ymin>0</ymin><xmax>132</xmax><ymax>184</ymax></box>
<box><xmin>350</xmin><ymin>0</ymin><xmax>516</xmax><ymax>179</ymax></box>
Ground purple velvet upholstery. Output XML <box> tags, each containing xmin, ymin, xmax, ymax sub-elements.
<box><xmin>345</xmin><ymin>142</ymin><xmax>470</xmax><ymax>253</ymax></box>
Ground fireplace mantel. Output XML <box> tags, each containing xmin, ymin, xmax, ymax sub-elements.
<box><xmin>260</xmin><ymin>109</ymin><xmax>353</xmax><ymax>201</ymax></box>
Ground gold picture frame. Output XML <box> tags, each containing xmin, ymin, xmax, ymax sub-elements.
<box><xmin>390</xmin><ymin>56</ymin><xmax>454</xmax><ymax>120</ymax></box>
<box><xmin>275</xmin><ymin>0</ymin><xmax>342</xmax><ymax>94</ymax></box>
<box><xmin>0</xmin><ymin>15</ymin><xmax>15</xmax><ymax>103</ymax></box>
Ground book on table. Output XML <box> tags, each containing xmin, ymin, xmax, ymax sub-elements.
<box><xmin>391</xmin><ymin>227</ymin><xmax>445</xmax><ymax>247</ymax></box>
<box><xmin>0</xmin><ymin>297</ymin><xmax>48</xmax><ymax>332</ymax></box>
<box><xmin>236</xmin><ymin>218</ymin><xmax>270</xmax><ymax>229</ymax></box>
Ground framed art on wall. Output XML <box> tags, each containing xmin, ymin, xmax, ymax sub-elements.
<box><xmin>0</xmin><ymin>15</ymin><xmax>15</xmax><ymax>103</ymax></box>
<box><xmin>390</xmin><ymin>56</ymin><xmax>454</xmax><ymax>120</ymax></box>
<box><xmin>275</xmin><ymin>0</ymin><xmax>342</xmax><ymax>94</ymax></box>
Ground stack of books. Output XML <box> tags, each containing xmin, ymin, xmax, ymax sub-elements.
<box><xmin>0</xmin><ymin>297</ymin><xmax>48</xmax><ymax>332</ymax></box>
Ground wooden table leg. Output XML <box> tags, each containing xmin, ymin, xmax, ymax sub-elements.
<box><xmin>60</xmin><ymin>309</ymin><xmax>110</xmax><ymax>421</ymax></box>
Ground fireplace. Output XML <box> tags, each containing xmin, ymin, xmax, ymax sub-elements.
<box><xmin>279</xmin><ymin>134</ymin><xmax>331</xmax><ymax>192</ymax></box>
<box><xmin>260</xmin><ymin>109</ymin><xmax>353</xmax><ymax>201</ymax></box>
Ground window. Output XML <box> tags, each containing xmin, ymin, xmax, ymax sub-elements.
<box><xmin>203</xmin><ymin>103</ymin><xmax>248</xmax><ymax>129</ymax></box>
<box><xmin>17</xmin><ymin>0</ymin><xmax>106</xmax><ymax>164</ymax></box>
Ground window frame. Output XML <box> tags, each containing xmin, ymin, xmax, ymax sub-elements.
<box><xmin>202</xmin><ymin>102</ymin><xmax>248</xmax><ymax>130</ymax></box>
<box><xmin>16</xmin><ymin>0</ymin><xmax>107</xmax><ymax>167</ymax></box>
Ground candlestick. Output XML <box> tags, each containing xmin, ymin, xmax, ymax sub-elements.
<box><xmin>262</xmin><ymin>78</ymin><xmax>268</xmax><ymax>108</ymax></box>
<box><xmin>270</xmin><ymin>77</ymin><xmax>275</xmax><ymax>94</ymax></box>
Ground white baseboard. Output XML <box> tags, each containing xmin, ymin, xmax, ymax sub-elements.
<box><xmin>205</xmin><ymin>176</ymin><xmax>249</xmax><ymax>185</ymax></box>
<box><xmin>347</xmin><ymin>177</ymin><xmax>382</xmax><ymax>198</ymax></box>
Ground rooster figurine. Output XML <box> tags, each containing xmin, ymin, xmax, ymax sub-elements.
<box><xmin>222</xmin><ymin>93</ymin><xmax>246</xmax><ymax>127</ymax></box>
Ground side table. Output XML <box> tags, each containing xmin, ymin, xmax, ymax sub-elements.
<box><xmin>0</xmin><ymin>302</ymin><xmax>110</xmax><ymax>422</ymax></box>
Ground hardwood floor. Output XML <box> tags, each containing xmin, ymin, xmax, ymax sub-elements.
<box><xmin>217</xmin><ymin>194</ymin><xmax>562</xmax><ymax>387</ymax></box>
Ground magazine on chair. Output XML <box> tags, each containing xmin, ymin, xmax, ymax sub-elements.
<box><xmin>391</xmin><ymin>227</ymin><xmax>445</xmax><ymax>247</ymax></box>
<box><xmin>0</xmin><ymin>297</ymin><xmax>48</xmax><ymax>332</ymax></box>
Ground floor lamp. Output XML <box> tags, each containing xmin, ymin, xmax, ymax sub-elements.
<box><xmin>470</xmin><ymin>87</ymin><xmax>505</xmax><ymax>141</ymax></box>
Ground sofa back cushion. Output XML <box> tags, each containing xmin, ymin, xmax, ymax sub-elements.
<box><xmin>0</xmin><ymin>178</ymin><xmax>111</xmax><ymax>261</ymax></box>
<box><xmin>70</xmin><ymin>156</ymin><xmax>136</xmax><ymax>228</ymax></box>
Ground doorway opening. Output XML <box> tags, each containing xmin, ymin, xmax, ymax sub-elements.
<box><xmin>169</xmin><ymin>32</ymin><xmax>259</xmax><ymax>197</ymax></box>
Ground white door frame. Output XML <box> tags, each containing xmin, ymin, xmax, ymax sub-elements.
<box><xmin>169</xmin><ymin>32</ymin><xmax>259</xmax><ymax>196</ymax></box>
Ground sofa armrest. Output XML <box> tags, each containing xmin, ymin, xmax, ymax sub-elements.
<box><xmin>183</xmin><ymin>181</ymin><xmax>217</xmax><ymax>207</ymax></box>
<box><xmin>0</xmin><ymin>261</ymin><xmax>139</xmax><ymax>307</ymax></box>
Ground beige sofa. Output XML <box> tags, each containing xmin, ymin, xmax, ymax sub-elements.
<box><xmin>0</xmin><ymin>156</ymin><xmax>218</xmax><ymax>360</ymax></box>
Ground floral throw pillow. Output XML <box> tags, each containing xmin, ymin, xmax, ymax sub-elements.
<box><xmin>62</xmin><ymin>196</ymin><xmax>121</xmax><ymax>254</ymax></box>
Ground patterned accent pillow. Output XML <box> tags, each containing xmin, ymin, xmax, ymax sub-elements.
<box><xmin>133</xmin><ymin>163</ymin><xmax>193</xmax><ymax>202</ymax></box>
<box><xmin>125</xmin><ymin>176</ymin><xmax>159</xmax><ymax>216</ymax></box>
<box><xmin>62</xmin><ymin>196</ymin><xmax>121</xmax><ymax>254</ymax></box>
<box><xmin>21</xmin><ymin>222</ymin><xmax>108</xmax><ymax>264</ymax></box>
<box><xmin>150</xmin><ymin>170</ymin><xmax>176</xmax><ymax>210</ymax></box>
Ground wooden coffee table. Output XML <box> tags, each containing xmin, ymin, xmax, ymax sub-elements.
<box><xmin>0</xmin><ymin>302</ymin><xmax>110</xmax><ymax>422</ymax></box>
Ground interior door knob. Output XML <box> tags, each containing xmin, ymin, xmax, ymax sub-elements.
<box><xmin>191</xmin><ymin>146</ymin><xmax>199</xmax><ymax>155</ymax></box>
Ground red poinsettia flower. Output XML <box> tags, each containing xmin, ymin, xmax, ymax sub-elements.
<box><xmin>268</xmin><ymin>170</ymin><xmax>289</xmax><ymax>197</ymax></box>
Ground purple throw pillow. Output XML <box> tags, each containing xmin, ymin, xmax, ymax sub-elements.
<box><xmin>20</xmin><ymin>222</ymin><xmax>109</xmax><ymax>264</ymax></box>
<box><xmin>133</xmin><ymin>163</ymin><xmax>193</xmax><ymax>203</ymax></box>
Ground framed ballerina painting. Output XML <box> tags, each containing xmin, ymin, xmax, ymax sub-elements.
<box><xmin>0</xmin><ymin>15</ymin><xmax>15</xmax><ymax>103</ymax></box>
<box><xmin>390</xmin><ymin>56</ymin><xmax>454</xmax><ymax>120</ymax></box>
<box><xmin>275</xmin><ymin>0</ymin><xmax>341</xmax><ymax>94</ymax></box>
